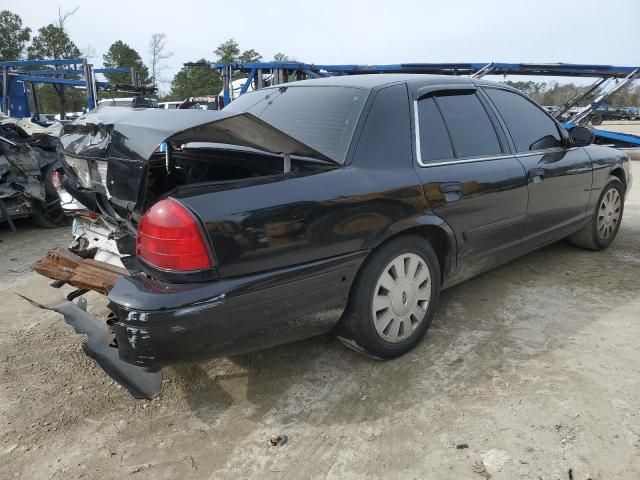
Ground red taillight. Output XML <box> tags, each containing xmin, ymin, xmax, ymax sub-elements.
<box><xmin>136</xmin><ymin>198</ymin><xmax>213</xmax><ymax>272</ymax></box>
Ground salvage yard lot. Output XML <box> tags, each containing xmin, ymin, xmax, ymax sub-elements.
<box><xmin>1</xmin><ymin>169</ymin><xmax>639</xmax><ymax>479</ymax></box>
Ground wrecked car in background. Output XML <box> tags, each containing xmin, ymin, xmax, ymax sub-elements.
<box><xmin>0</xmin><ymin>116</ymin><xmax>65</xmax><ymax>229</ymax></box>
<box><xmin>33</xmin><ymin>75</ymin><xmax>631</xmax><ymax>399</ymax></box>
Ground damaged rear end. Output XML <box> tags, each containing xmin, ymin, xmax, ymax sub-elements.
<box><xmin>55</xmin><ymin>106</ymin><xmax>335</xmax><ymax>265</ymax></box>
<box><xmin>34</xmin><ymin>105</ymin><xmax>342</xmax><ymax>398</ymax></box>
<box><xmin>30</xmin><ymin>248</ymin><xmax>163</xmax><ymax>399</ymax></box>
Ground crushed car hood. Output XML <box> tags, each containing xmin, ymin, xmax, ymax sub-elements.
<box><xmin>59</xmin><ymin>106</ymin><xmax>337</xmax><ymax>164</ymax></box>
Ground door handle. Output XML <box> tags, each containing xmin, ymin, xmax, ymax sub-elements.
<box><xmin>528</xmin><ymin>167</ymin><xmax>546</xmax><ymax>183</ymax></box>
<box><xmin>439</xmin><ymin>182</ymin><xmax>462</xmax><ymax>202</ymax></box>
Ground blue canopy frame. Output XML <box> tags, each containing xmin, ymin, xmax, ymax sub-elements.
<box><xmin>204</xmin><ymin>61</ymin><xmax>640</xmax><ymax>147</ymax></box>
<box><xmin>1</xmin><ymin>58</ymin><xmax>141</xmax><ymax>118</ymax></box>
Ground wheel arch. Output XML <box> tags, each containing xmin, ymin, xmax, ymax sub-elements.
<box><xmin>361</xmin><ymin>215</ymin><xmax>457</xmax><ymax>284</ymax></box>
<box><xmin>609</xmin><ymin>167</ymin><xmax>627</xmax><ymax>189</ymax></box>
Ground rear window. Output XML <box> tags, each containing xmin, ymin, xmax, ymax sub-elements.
<box><xmin>224</xmin><ymin>86</ymin><xmax>369</xmax><ymax>163</ymax></box>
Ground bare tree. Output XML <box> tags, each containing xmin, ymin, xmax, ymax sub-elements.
<box><xmin>57</xmin><ymin>6</ymin><xmax>79</xmax><ymax>31</ymax></box>
<box><xmin>148</xmin><ymin>33</ymin><xmax>173</xmax><ymax>89</ymax></box>
<box><xmin>80</xmin><ymin>44</ymin><xmax>96</xmax><ymax>59</ymax></box>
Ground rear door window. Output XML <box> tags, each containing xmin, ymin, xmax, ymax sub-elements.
<box><xmin>484</xmin><ymin>87</ymin><xmax>562</xmax><ymax>152</ymax></box>
<box><xmin>417</xmin><ymin>97</ymin><xmax>454</xmax><ymax>163</ymax></box>
<box><xmin>434</xmin><ymin>92</ymin><xmax>502</xmax><ymax>158</ymax></box>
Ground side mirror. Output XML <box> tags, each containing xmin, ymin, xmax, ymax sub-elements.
<box><xmin>568</xmin><ymin>125</ymin><xmax>594</xmax><ymax>147</ymax></box>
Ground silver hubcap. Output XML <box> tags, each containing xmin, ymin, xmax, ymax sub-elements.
<box><xmin>597</xmin><ymin>187</ymin><xmax>621</xmax><ymax>240</ymax></box>
<box><xmin>372</xmin><ymin>253</ymin><xmax>431</xmax><ymax>343</ymax></box>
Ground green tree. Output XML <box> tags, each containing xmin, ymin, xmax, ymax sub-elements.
<box><xmin>167</xmin><ymin>59</ymin><xmax>222</xmax><ymax>100</ymax></box>
<box><xmin>238</xmin><ymin>49</ymin><xmax>262</xmax><ymax>63</ymax></box>
<box><xmin>103</xmin><ymin>40</ymin><xmax>150</xmax><ymax>86</ymax></box>
<box><xmin>273</xmin><ymin>52</ymin><xmax>289</xmax><ymax>61</ymax></box>
<box><xmin>0</xmin><ymin>10</ymin><xmax>31</xmax><ymax>61</ymax></box>
<box><xmin>502</xmin><ymin>80</ymin><xmax>547</xmax><ymax>99</ymax></box>
<box><xmin>27</xmin><ymin>24</ymin><xmax>82</xmax><ymax>117</ymax></box>
<box><xmin>28</xmin><ymin>24</ymin><xmax>81</xmax><ymax>60</ymax></box>
<box><xmin>214</xmin><ymin>38</ymin><xmax>240</xmax><ymax>64</ymax></box>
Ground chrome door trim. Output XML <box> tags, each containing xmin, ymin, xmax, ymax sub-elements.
<box><xmin>413</xmin><ymin>100</ymin><xmax>570</xmax><ymax>168</ymax></box>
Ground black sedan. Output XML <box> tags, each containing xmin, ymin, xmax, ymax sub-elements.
<box><xmin>37</xmin><ymin>74</ymin><xmax>632</xmax><ymax>398</ymax></box>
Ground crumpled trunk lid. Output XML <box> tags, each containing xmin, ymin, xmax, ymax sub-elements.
<box><xmin>59</xmin><ymin>106</ymin><xmax>336</xmax><ymax>209</ymax></box>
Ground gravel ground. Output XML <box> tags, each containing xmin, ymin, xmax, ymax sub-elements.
<box><xmin>598</xmin><ymin>120</ymin><xmax>640</xmax><ymax>136</ymax></box>
<box><xmin>597</xmin><ymin>121</ymin><xmax>640</xmax><ymax>160</ymax></box>
<box><xmin>1</xmin><ymin>167</ymin><xmax>639</xmax><ymax>480</ymax></box>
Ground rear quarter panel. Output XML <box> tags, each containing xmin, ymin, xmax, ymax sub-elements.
<box><xmin>175</xmin><ymin>83</ymin><xmax>433</xmax><ymax>279</ymax></box>
<box><xmin>177</xmin><ymin>167</ymin><xmax>427</xmax><ymax>277</ymax></box>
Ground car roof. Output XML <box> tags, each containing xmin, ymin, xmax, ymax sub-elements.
<box><xmin>266</xmin><ymin>74</ymin><xmax>527</xmax><ymax>98</ymax></box>
<box><xmin>278</xmin><ymin>73</ymin><xmax>476</xmax><ymax>89</ymax></box>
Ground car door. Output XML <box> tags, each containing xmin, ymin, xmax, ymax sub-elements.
<box><xmin>413</xmin><ymin>87</ymin><xmax>529</xmax><ymax>279</ymax></box>
<box><xmin>481</xmin><ymin>87</ymin><xmax>593</xmax><ymax>248</ymax></box>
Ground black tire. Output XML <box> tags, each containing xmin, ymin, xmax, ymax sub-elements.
<box><xmin>567</xmin><ymin>177</ymin><xmax>624</xmax><ymax>251</ymax></box>
<box><xmin>590</xmin><ymin>115</ymin><xmax>603</xmax><ymax>126</ymax></box>
<box><xmin>337</xmin><ymin>235</ymin><xmax>441</xmax><ymax>359</ymax></box>
<box><xmin>31</xmin><ymin>198</ymin><xmax>66</xmax><ymax>228</ymax></box>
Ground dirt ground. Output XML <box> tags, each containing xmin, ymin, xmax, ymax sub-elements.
<box><xmin>1</xmin><ymin>167</ymin><xmax>639</xmax><ymax>480</ymax></box>
<box><xmin>599</xmin><ymin>120</ymin><xmax>640</xmax><ymax>136</ymax></box>
<box><xmin>597</xmin><ymin>121</ymin><xmax>640</xmax><ymax>161</ymax></box>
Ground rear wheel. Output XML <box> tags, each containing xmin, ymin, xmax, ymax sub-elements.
<box><xmin>337</xmin><ymin>235</ymin><xmax>441</xmax><ymax>359</ymax></box>
<box><xmin>568</xmin><ymin>177</ymin><xmax>624</xmax><ymax>250</ymax></box>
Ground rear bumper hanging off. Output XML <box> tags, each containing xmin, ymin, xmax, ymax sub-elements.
<box><xmin>18</xmin><ymin>294</ymin><xmax>162</xmax><ymax>399</ymax></box>
<box><xmin>28</xmin><ymin>248</ymin><xmax>161</xmax><ymax>399</ymax></box>
<box><xmin>30</xmin><ymin>248</ymin><xmax>365</xmax><ymax>399</ymax></box>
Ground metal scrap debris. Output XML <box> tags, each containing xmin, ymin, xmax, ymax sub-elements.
<box><xmin>0</xmin><ymin>116</ymin><xmax>63</xmax><ymax>229</ymax></box>
<box><xmin>33</xmin><ymin>248</ymin><xmax>129</xmax><ymax>294</ymax></box>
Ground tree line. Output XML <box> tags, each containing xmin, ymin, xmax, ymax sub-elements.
<box><xmin>503</xmin><ymin>80</ymin><xmax>640</xmax><ymax>109</ymax></box>
<box><xmin>0</xmin><ymin>9</ymin><xmax>289</xmax><ymax>115</ymax></box>
<box><xmin>1</xmin><ymin>8</ymin><xmax>637</xmax><ymax>116</ymax></box>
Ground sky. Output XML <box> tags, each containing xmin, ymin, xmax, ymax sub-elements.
<box><xmin>4</xmin><ymin>0</ymin><xmax>640</xmax><ymax>93</ymax></box>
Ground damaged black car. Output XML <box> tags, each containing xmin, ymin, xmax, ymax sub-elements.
<box><xmin>1</xmin><ymin>116</ymin><xmax>65</xmax><ymax>229</ymax></box>
<box><xmin>33</xmin><ymin>75</ymin><xmax>632</xmax><ymax>398</ymax></box>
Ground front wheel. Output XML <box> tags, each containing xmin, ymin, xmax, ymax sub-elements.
<box><xmin>568</xmin><ymin>177</ymin><xmax>624</xmax><ymax>250</ymax></box>
<box><xmin>337</xmin><ymin>235</ymin><xmax>441</xmax><ymax>359</ymax></box>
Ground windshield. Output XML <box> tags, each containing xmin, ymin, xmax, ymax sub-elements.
<box><xmin>224</xmin><ymin>86</ymin><xmax>369</xmax><ymax>163</ymax></box>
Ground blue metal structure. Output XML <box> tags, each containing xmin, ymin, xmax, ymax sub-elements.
<box><xmin>203</xmin><ymin>61</ymin><xmax>640</xmax><ymax>148</ymax></box>
<box><xmin>1</xmin><ymin>58</ymin><xmax>141</xmax><ymax>118</ymax></box>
